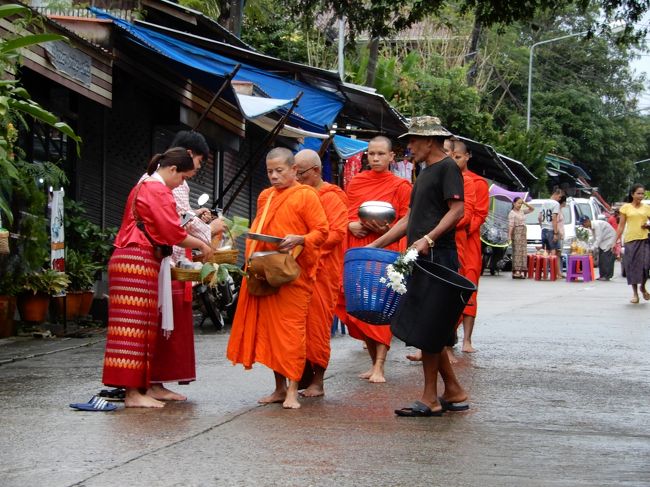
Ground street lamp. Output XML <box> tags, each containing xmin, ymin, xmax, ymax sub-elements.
<box><xmin>526</xmin><ymin>31</ymin><xmax>589</xmax><ymax>131</ymax></box>
<box><xmin>526</xmin><ymin>22</ymin><xmax>625</xmax><ymax>130</ymax></box>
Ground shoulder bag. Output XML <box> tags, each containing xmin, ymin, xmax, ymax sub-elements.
<box><xmin>246</xmin><ymin>193</ymin><xmax>301</xmax><ymax>296</ymax></box>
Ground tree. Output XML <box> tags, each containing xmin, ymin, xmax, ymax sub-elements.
<box><xmin>289</xmin><ymin>0</ymin><xmax>648</xmax><ymax>43</ymax></box>
<box><xmin>0</xmin><ymin>4</ymin><xmax>80</xmax><ymax>291</ymax></box>
<box><xmin>0</xmin><ymin>4</ymin><xmax>80</xmax><ymax>226</ymax></box>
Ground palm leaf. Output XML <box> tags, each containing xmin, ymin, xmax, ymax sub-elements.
<box><xmin>0</xmin><ymin>34</ymin><xmax>65</xmax><ymax>54</ymax></box>
<box><xmin>7</xmin><ymin>98</ymin><xmax>58</xmax><ymax>124</ymax></box>
<box><xmin>0</xmin><ymin>4</ymin><xmax>29</xmax><ymax>19</ymax></box>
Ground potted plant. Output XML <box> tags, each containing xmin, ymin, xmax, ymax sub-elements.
<box><xmin>17</xmin><ymin>269</ymin><xmax>70</xmax><ymax>323</ymax></box>
<box><xmin>63</xmin><ymin>200</ymin><xmax>116</xmax><ymax>323</ymax></box>
<box><xmin>62</xmin><ymin>249</ymin><xmax>101</xmax><ymax>319</ymax></box>
<box><xmin>0</xmin><ymin>265</ymin><xmax>19</xmax><ymax>338</ymax></box>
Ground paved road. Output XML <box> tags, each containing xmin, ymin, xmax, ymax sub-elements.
<box><xmin>1</xmin><ymin>268</ymin><xmax>649</xmax><ymax>487</ymax></box>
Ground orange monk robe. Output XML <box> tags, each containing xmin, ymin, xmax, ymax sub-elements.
<box><xmin>306</xmin><ymin>183</ymin><xmax>349</xmax><ymax>369</ymax></box>
<box><xmin>463</xmin><ymin>171</ymin><xmax>489</xmax><ymax>317</ymax></box>
<box><xmin>336</xmin><ymin>170</ymin><xmax>412</xmax><ymax>347</ymax></box>
<box><xmin>455</xmin><ymin>171</ymin><xmax>476</xmax><ymax>276</ymax></box>
<box><xmin>226</xmin><ymin>183</ymin><xmax>329</xmax><ymax>381</ymax></box>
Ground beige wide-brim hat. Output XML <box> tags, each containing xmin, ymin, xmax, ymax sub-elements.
<box><xmin>399</xmin><ymin>116</ymin><xmax>452</xmax><ymax>138</ymax></box>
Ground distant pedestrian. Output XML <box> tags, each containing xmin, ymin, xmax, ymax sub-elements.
<box><xmin>614</xmin><ymin>184</ymin><xmax>650</xmax><ymax>303</ymax></box>
<box><xmin>508</xmin><ymin>197</ymin><xmax>534</xmax><ymax>278</ymax></box>
<box><xmin>579</xmin><ymin>216</ymin><xmax>617</xmax><ymax>281</ymax></box>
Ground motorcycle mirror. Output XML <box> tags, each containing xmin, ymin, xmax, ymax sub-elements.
<box><xmin>197</xmin><ymin>193</ymin><xmax>209</xmax><ymax>206</ymax></box>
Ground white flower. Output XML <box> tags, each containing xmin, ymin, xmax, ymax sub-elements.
<box><xmin>404</xmin><ymin>248</ymin><xmax>418</xmax><ymax>263</ymax></box>
<box><xmin>379</xmin><ymin>277</ymin><xmax>387</xmax><ymax>284</ymax></box>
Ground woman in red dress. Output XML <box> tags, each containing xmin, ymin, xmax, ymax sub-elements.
<box><xmin>102</xmin><ymin>148</ymin><xmax>213</xmax><ymax>408</ymax></box>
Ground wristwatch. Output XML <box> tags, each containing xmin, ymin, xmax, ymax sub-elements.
<box><xmin>423</xmin><ymin>235</ymin><xmax>435</xmax><ymax>247</ymax></box>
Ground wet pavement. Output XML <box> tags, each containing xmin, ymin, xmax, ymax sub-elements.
<box><xmin>1</xmin><ymin>266</ymin><xmax>649</xmax><ymax>487</ymax></box>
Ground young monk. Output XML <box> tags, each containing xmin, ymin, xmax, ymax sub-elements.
<box><xmin>336</xmin><ymin>136</ymin><xmax>412</xmax><ymax>383</ymax></box>
<box><xmin>294</xmin><ymin>149</ymin><xmax>348</xmax><ymax>397</ymax></box>
<box><xmin>453</xmin><ymin>141</ymin><xmax>488</xmax><ymax>353</ymax></box>
<box><xmin>226</xmin><ymin>148</ymin><xmax>328</xmax><ymax>409</ymax></box>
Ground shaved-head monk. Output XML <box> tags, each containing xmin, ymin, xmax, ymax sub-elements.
<box><xmin>295</xmin><ymin>149</ymin><xmax>348</xmax><ymax>397</ymax></box>
<box><xmin>452</xmin><ymin>141</ymin><xmax>488</xmax><ymax>353</ymax></box>
<box><xmin>226</xmin><ymin>147</ymin><xmax>329</xmax><ymax>409</ymax></box>
<box><xmin>336</xmin><ymin>136</ymin><xmax>412</xmax><ymax>383</ymax></box>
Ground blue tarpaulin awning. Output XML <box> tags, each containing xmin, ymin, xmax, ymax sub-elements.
<box><xmin>91</xmin><ymin>9</ymin><xmax>344</xmax><ymax>131</ymax></box>
<box><xmin>332</xmin><ymin>135</ymin><xmax>368</xmax><ymax>159</ymax></box>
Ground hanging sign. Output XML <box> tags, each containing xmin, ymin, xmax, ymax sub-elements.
<box><xmin>50</xmin><ymin>190</ymin><xmax>65</xmax><ymax>272</ymax></box>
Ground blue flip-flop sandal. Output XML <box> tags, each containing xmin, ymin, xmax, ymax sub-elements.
<box><xmin>70</xmin><ymin>395</ymin><xmax>118</xmax><ymax>412</ymax></box>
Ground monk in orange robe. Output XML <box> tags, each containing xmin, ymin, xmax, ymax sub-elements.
<box><xmin>336</xmin><ymin>136</ymin><xmax>412</xmax><ymax>383</ymax></box>
<box><xmin>452</xmin><ymin>141</ymin><xmax>488</xmax><ymax>353</ymax></box>
<box><xmin>295</xmin><ymin>149</ymin><xmax>348</xmax><ymax>397</ymax></box>
<box><xmin>226</xmin><ymin>148</ymin><xmax>329</xmax><ymax>409</ymax></box>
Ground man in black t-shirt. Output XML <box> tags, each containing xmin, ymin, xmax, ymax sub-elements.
<box><xmin>370</xmin><ymin>116</ymin><xmax>469</xmax><ymax>417</ymax></box>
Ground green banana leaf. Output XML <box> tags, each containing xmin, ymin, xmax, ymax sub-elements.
<box><xmin>0</xmin><ymin>34</ymin><xmax>64</xmax><ymax>54</ymax></box>
<box><xmin>0</xmin><ymin>4</ymin><xmax>29</xmax><ymax>19</ymax></box>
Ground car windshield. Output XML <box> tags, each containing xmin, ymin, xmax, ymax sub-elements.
<box><xmin>525</xmin><ymin>203</ymin><xmax>571</xmax><ymax>224</ymax></box>
<box><xmin>576</xmin><ymin>203</ymin><xmax>593</xmax><ymax>220</ymax></box>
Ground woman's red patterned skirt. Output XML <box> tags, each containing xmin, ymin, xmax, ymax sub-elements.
<box><xmin>102</xmin><ymin>246</ymin><xmax>160</xmax><ymax>389</ymax></box>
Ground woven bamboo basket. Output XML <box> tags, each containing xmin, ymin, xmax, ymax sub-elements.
<box><xmin>208</xmin><ymin>227</ymin><xmax>239</xmax><ymax>264</ymax></box>
<box><xmin>0</xmin><ymin>230</ymin><xmax>9</xmax><ymax>255</ymax></box>
<box><xmin>171</xmin><ymin>267</ymin><xmax>214</xmax><ymax>282</ymax></box>
<box><xmin>208</xmin><ymin>249</ymin><xmax>239</xmax><ymax>265</ymax></box>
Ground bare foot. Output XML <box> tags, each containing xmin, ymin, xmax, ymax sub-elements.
<box><xmin>258</xmin><ymin>391</ymin><xmax>286</xmax><ymax>404</ymax></box>
<box><xmin>446</xmin><ymin>347</ymin><xmax>458</xmax><ymax>364</ymax></box>
<box><xmin>462</xmin><ymin>342</ymin><xmax>477</xmax><ymax>353</ymax></box>
<box><xmin>368</xmin><ymin>371</ymin><xmax>386</xmax><ymax>383</ymax></box>
<box><xmin>125</xmin><ymin>391</ymin><xmax>165</xmax><ymax>408</ymax></box>
<box><xmin>282</xmin><ymin>390</ymin><xmax>301</xmax><ymax>409</ymax></box>
<box><xmin>406</xmin><ymin>350</ymin><xmax>422</xmax><ymax>362</ymax></box>
<box><xmin>300</xmin><ymin>384</ymin><xmax>324</xmax><ymax>397</ymax></box>
<box><xmin>147</xmin><ymin>385</ymin><xmax>187</xmax><ymax>401</ymax></box>
<box><xmin>358</xmin><ymin>369</ymin><xmax>373</xmax><ymax>379</ymax></box>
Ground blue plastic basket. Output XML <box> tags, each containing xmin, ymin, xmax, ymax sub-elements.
<box><xmin>343</xmin><ymin>247</ymin><xmax>402</xmax><ymax>325</ymax></box>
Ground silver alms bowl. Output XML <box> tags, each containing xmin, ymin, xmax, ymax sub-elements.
<box><xmin>358</xmin><ymin>201</ymin><xmax>396</xmax><ymax>225</ymax></box>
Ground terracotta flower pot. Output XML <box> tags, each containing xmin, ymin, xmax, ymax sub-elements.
<box><xmin>53</xmin><ymin>293</ymin><xmax>84</xmax><ymax>320</ymax></box>
<box><xmin>17</xmin><ymin>292</ymin><xmax>50</xmax><ymax>323</ymax></box>
<box><xmin>79</xmin><ymin>291</ymin><xmax>94</xmax><ymax>318</ymax></box>
<box><xmin>0</xmin><ymin>295</ymin><xmax>17</xmax><ymax>338</ymax></box>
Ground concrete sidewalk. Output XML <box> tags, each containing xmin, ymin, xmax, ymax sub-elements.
<box><xmin>1</xmin><ymin>270</ymin><xmax>649</xmax><ymax>487</ymax></box>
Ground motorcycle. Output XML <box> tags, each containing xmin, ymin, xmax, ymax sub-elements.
<box><xmin>183</xmin><ymin>193</ymin><xmax>241</xmax><ymax>331</ymax></box>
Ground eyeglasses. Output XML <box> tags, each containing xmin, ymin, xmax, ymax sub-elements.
<box><xmin>297</xmin><ymin>165</ymin><xmax>318</xmax><ymax>177</ymax></box>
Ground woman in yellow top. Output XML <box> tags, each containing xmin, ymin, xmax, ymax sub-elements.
<box><xmin>615</xmin><ymin>184</ymin><xmax>650</xmax><ymax>303</ymax></box>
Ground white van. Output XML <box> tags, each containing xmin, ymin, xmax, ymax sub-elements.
<box><xmin>525</xmin><ymin>197</ymin><xmax>598</xmax><ymax>254</ymax></box>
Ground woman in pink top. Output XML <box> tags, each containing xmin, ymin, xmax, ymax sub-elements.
<box><xmin>508</xmin><ymin>197</ymin><xmax>534</xmax><ymax>278</ymax></box>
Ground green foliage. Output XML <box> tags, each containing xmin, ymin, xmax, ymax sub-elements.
<box><xmin>64</xmin><ymin>199</ymin><xmax>116</xmax><ymax>269</ymax></box>
<box><xmin>20</xmin><ymin>268</ymin><xmax>69</xmax><ymax>295</ymax></box>
<box><xmin>177</xmin><ymin>0</ymin><xmax>221</xmax><ymax>19</ymax></box>
<box><xmin>491</xmin><ymin>118</ymin><xmax>552</xmax><ymax>193</ymax></box>
<box><xmin>0</xmin><ymin>5</ymin><xmax>83</xmax><ymax>294</ymax></box>
<box><xmin>65</xmin><ymin>248</ymin><xmax>101</xmax><ymax>291</ymax></box>
<box><xmin>201</xmin><ymin>262</ymin><xmax>245</xmax><ymax>287</ymax></box>
<box><xmin>288</xmin><ymin>0</ymin><xmax>649</xmax><ymax>42</ymax></box>
<box><xmin>240</xmin><ymin>0</ymin><xmax>337</xmax><ymax>66</ymax></box>
<box><xmin>0</xmin><ymin>4</ymin><xmax>81</xmax><ymax>227</ymax></box>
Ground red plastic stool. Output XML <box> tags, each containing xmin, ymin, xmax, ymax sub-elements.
<box><xmin>527</xmin><ymin>254</ymin><xmax>537</xmax><ymax>279</ymax></box>
<box><xmin>535</xmin><ymin>255</ymin><xmax>558</xmax><ymax>281</ymax></box>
